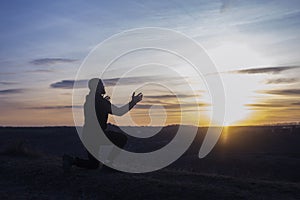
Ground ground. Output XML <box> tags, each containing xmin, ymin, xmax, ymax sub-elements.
<box><xmin>0</xmin><ymin>126</ymin><xmax>299</xmax><ymax>199</ymax></box>
<box><xmin>1</xmin><ymin>155</ymin><xmax>299</xmax><ymax>200</ymax></box>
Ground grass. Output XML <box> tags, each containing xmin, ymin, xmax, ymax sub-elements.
<box><xmin>0</xmin><ymin>140</ymin><xmax>41</xmax><ymax>157</ymax></box>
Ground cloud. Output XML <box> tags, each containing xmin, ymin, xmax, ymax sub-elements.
<box><xmin>261</xmin><ymin>89</ymin><xmax>300</xmax><ymax>96</ymax></box>
<box><xmin>29</xmin><ymin>101</ymin><xmax>208</xmax><ymax>111</ymax></box>
<box><xmin>135</xmin><ymin>102</ymin><xmax>209</xmax><ymax>110</ymax></box>
<box><xmin>0</xmin><ymin>89</ymin><xmax>24</xmax><ymax>94</ymax></box>
<box><xmin>0</xmin><ymin>72</ymin><xmax>17</xmax><ymax>75</ymax></box>
<box><xmin>50</xmin><ymin>76</ymin><xmax>180</xmax><ymax>89</ymax></box>
<box><xmin>50</xmin><ymin>80</ymin><xmax>88</xmax><ymax>89</ymax></box>
<box><xmin>30</xmin><ymin>58</ymin><xmax>77</xmax><ymax>65</ymax></box>
<box><xmin>0</xmin><ymin>81</ymin><xmax>18</xmax><ymax>85</ymax></box>
<box><xmin>102</xmin><ymin>76</ymin><xmax>180</xmax><ymax>86</ymax></box>
<box><xmin>140</xmin><ymin>100</ymin><xmax>167</xmax><ymax>105</ymax></box>
<box><xmin>245</xmin><ymin>100</ymin><xmax>300</xmax><ymax>110</ymax></box>
<box><xmin>146</xmin><ymin>94</ymin><xmax>199</xmax><ymax>99</ymax></box>
<box><xmin>25</xmin><ymin>69</ymin><xmax>55</xmax><ymax>73</ymax></box>
<box><xmin>245</xmin><ymin>103</ymin><xmax>286</xmax><ymax>108</ymax></box>
<box><xmin>265</xmin><ymin>78</ymin><xmax>299</xmax><ymax>84</ymax></box>
<box><xmin>233</xmin><ymin>66</ymin><xmax>299</xmax><ymax>74</ymax></box>
<box><xmin>28</xmin><ymin>105</ymin><xmax>82</xmax><ymax>110</ymax></box>
<box><xmin>29</xmin><ymin>102</ymin><xmax>209</xmax><ymax>111</ymax></box>
<box><xmin>102</xmin><ymin>77</ymin><xmax>145</xmax><ymax>86</ymax></box>
<box><xmin>291</xmin><ymin>102</ymin><xmax>300</xmax><ymax>106</ymax></box>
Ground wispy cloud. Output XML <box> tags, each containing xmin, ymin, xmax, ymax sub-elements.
<box><xmin>27</xmin><ymin>105</ymin><xmax>82</xmax><ymax>110</ymax></box>
<box><xmin>265</xmin><ymin>78</ymin><xmax>299</xmax><ymax>84</ymax></box>
<box><xmin>245</xmin><ymin>100</ymin><xmax>300</xmax><ymax>110</ymax></box>
<box><xmin>104</xmin><ymin>76</ymin><xmax>149</xmax><ymax>86</ymax></box>
<box><xmin>30</xmin><ymin>58</ymin><xmax>78</xmax><ymax>65</ymax></box>
<box><xmin>103</xmin><ymin>76</ymin><xmax>180</xmax><ymax>86</ymax></box>
<box><xmin>50</xmin><ymin>80</ymin><xmax>87</xmax><ymax>89</ymax></box>
<box><xmin>135</xmin><ymin>102</ymin><xmax>209</xmax><ymax>110</ymax></box>
<box><xmin>233</xmin><ymin>66</ymin><xmax>299</xmax><ymax>74</ymax></box>
<box><xmin>50</xmin><ymin>76</ymin><xmax>179</xmax><ymax>89</ymax></box>
<box><xmin>0</xmin><ymin>89</ymin><xmax>24</xmax><ymax>94</ymax></box>
<box><xmin>260</xmin><ymin>89</ymin><xmax>300</xmax><ymax>96</ymax></box>
<box><xmin>0</xmin><ymin>72</ymin><xmax>17</xmax><ymax>75</ymax></box>
<box><xmin>0</xmin><ymin>81</ymin><xmax>18</xmax><ymax>85</ymax></box>
<box><xmin>146</xmin><ymin>94</ymin><xmax>200</xmax><ymax>99</ymax></box>
<box><xmin>25</xmin><ymin>69</ymin><xmax>55</xmax><ymax>73</ymax></box>
<box><xmin>245</xmin><ymin>103</ymin><xmax>286</xmax><ymax>108</ymax></box>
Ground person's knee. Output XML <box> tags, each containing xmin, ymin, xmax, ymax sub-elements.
<box><xmin>106</xmin><ymin>131</ymin><xmax>128</xmax><ymax>147</ymax></box>
<box><xmin>114</xmin><ymin>134</ymin><xmax>127</xmax><ymax>148</ymax></box>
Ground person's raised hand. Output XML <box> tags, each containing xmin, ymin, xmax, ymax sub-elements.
<box><xmin>104</xmin><ymin>95</ymin><xmax>110</xmax><ymax>101</ymax></box>
<box><xmin>131</xmin><ymin>92</ymin><xmax>143</xmax><ymax>104</ymax></box>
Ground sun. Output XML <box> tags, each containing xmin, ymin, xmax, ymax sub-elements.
<box><xmin>206</xmin><ymin>41</ymin><xmax>273</xmax><ymax>126</ymax></box>
<box><xmin>223</xmin><ymin>122</ymin><xmax>231</xmax><ymax>127</ymax></box>
<box><xmin>224</xmin><ymin>102</ymin><xmax>251</xmax><ymax>126</ymax></box>
<box><xmin>203</xmin><ymin>72</ymin><xmax>264</xmax><ymax>126</ymax></box>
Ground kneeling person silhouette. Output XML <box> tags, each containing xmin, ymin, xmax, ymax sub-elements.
<box><xmin>63</xmin><ymin>78</ymin><xmax>143</xmax><ymax>172</ymax></box>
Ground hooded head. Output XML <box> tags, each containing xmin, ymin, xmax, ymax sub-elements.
<box><xmin>88</xmin><ymin>78</ymin><xmax>105</xmax><ymax>94</ymax></box>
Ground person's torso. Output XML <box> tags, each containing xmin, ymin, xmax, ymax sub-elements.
<box><xmin>83</xmin><ymin>93</ymin><xmax>110</xmax><ymax>131</ymax></box>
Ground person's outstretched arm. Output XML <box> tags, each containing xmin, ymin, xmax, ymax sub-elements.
<box><xmin>110</xmin><ymin>92</ymin><xmax>143</xmax><ymax>116</ymax></box>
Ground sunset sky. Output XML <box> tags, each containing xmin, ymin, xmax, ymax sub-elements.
<box><xmin>0</xmin><ymin>0</ymin><xmax>300</xmax><ymax>126</ymax></box>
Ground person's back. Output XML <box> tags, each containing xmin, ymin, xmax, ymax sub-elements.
<box><xmin>83</xmin><ymin>92</ymin><xmax>111</xmax><ymax>131</ymax></box>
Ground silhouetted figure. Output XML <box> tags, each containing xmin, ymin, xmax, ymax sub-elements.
<box><xmin>63</xmin><ymin>78</ymin><xmax>142</xmax><ymax>172</ymax></box>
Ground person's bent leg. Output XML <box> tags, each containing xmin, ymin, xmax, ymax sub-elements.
<box><xmin>105</xmin><ymin>131</ymin><xmax>128</xmax><ymax>165</ymax></box>
<box><xmin>107</xmin><ymin>131</ymin><xmax>128</xmax><ymax>148</ymax></box>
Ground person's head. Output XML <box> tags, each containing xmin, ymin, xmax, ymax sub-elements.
<box><xmin>88</xmin><ymin>78</ymin><xmax>105</xmax><ymax>94</ymax></box>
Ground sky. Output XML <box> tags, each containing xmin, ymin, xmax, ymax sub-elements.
<box><xmin>0</xmin><ymin>0</ymin><xmax>300</xmax><ymax>126</ymax></box>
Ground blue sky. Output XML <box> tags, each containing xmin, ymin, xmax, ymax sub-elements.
<box><xmin>0</xmin><ymin>0</ymin><xmax>300</xmax><ymax>126</ymax></box>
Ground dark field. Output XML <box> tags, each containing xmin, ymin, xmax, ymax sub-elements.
<box><xmin>0</xmin><ymin>125</ymin><xmax>299</xmax><ymax>199</ymax></box>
